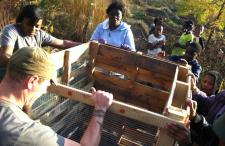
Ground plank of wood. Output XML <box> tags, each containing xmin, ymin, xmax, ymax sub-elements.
<box><xmin>172</xmin><ymin>81</ymin><xmax>189</xmax><ymax>107</ymax></box>
<box><xmin>95</xmin><ymin>56</ymin><xmax>137</xmax><ymax>78</ymax></box>
<box><xmin>88</xmin><ymin>41</ymin><xmax>100</xmax><ymax>76</ymax></box>
<box><xmin>177</xmin><ymin>65</ymin><xmax>190</xmax><ymax>82</ymax></box>
<box><xmin>96</xmin><ymin>44</ymin><xmax>177</xmax><ymax>78</ymax></box>
<box><xmin>51</xmin><ymin>42</ymin><xmax>90</xmax><ymax>69</ymax></box>
<box><xmin>156</xmin><ymin>129</ymin><xmax>175</xmax><ymax>146</ymax></box>
<box><xmin>118</xmin><ymin>137</ymin><xmax>143</xmax><ymax>146</ymax></box>
<box><xmin>61</xmin><ymin>51</ymin><xmax>71</xmax><ymax>85</ymax></box>
<box><xmin>94</xmin><ymin>80</ymin><xmax>129</xmax><ymax>102</ymax></box>
<box><xmin>93</xmin><ymin>70</ymin><xmax>169</xmax><ymax>109</ymax></box>
<box><xmin>163</xmin><ymin>66</ymin><xmax>178</xmax><ymax>111</ymax></box>
<box><xmin>47</xmin><ymin>83</ymin><xmax>185</xmax><ymax>128</ymax></box>
<box><xmin>137</xmin><ymin>68</ymin><xmax>173</xmax><ymax>91</ymax></box>
<box><xmin>135</xmin><ymin>55</ymin><xmax>177</xmax><ymax>78</ymax></box>
<box><xmin>132</xmin><ymin>82</ymin><xmax>169</xmax><ymax>107</ymax></box>
<box><xmin>93</xmin><ymin>70</ymin><xmax>132</xmax><ymax>91</ymax></box>
<box><xmin>121</xmin><ymin>126</ymin><xmax>155</xmax><ymax>145</ymax></box>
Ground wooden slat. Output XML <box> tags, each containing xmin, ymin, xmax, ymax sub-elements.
<box><xmin>47</xmin><ymin>83</ymin><xmax>185</xmax><ymax>129</ymax></box>
<box><xmin>172</xmin><ymin>81</ymin><xmax>189</xmax><ymax>107</ymax></box>
<box><xmin>156</xmin><ymin>67</ymin><xmax>179</xmax><ymax>146</ymax></box>
<box><xmin>132</xmin><ymin>82</ymin><xmax>169</xmax><ymax>108</ymax></box>
<box><xmin>121</xmin><ymin>126</ymin><xmax>155</xmax><ymax>145</ymax></box>
<box><xmin>136</xmin><ymin>55</ymin><xmax>177</xmax><ymax>79</ymax></box>
<box><xmin>118</xmin><ymin>137</ymin><xmax>143</xmax><ymax>146</ymax></box>
<box><xmin>51</xmin><ymin>42</ymin><xmax>90</xmax><ymax>69</ymax></box>
<box><xmin>164</xmin><ymin>66</ymin><xmax>179</xmax><ymax>110</ymax></box>
<box><xmin>177</xmin><ymin>65</ymin><xmax>190</xmax><ymax>82</ymax></box>
<box><xmin>93</xmin><ymin>70</ymin><xmax>132</xmax><ymax>91</ymax></box>
<box><xmin>126</xmin><ymin>98</ymin><xmax>161</xmax><ymax>113</ymax></box>
<box><xmin>95</xmin><ymin>56</ymin><xmax>137</xmax><ymax>78</ymax></box>
<box><xmin>95</xmin><ymin>80</ymin><xmax>129</xmax><ymax>102</ymax></box>
<box><xmin>62</xmin><ymin>51</ymin><xmax>71</xmax><ymax>85</ymax></box>
<box><xmin>137</xmin><ymin>68</ymin><xmax>173</xmax><ymax>91</ymax></box>
<box><xmin>88</xmin><ymin>41</ymin><xmax>100</xmax><ymax>77</ymax></box>
<box><xmin>156</xmin><ymin>129</ymin><xmax>175</xmax><ymax>146</ymax></box>
<box><xmin>93</xmin><ymin>70</ymin><xmax>169</xmax><ymax>108</ymax></box>
<box><xmin>96</xmin><ymin>43</ymin><xmax>177</xmax><ymax>79</ymax></box>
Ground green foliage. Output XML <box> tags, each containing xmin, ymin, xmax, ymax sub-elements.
<box><xmin>133</xmin><ymin>9</ymin><xmax>146</xmax><ymax>20</ymax></box>
<box><xmin>176</xmin><ymin>0</ymin><xmax>225</xmax><ymax>30</ymax></box>
<box><xmin>166</xmin><ymin>18</ymin><xmax>179</xmax><ymax>27</ymax></box>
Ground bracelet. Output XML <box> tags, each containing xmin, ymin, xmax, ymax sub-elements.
<box><xmin>93</xmin><ymin>109</ymin><xmax>106</xmax><ymax>118</ymax></box>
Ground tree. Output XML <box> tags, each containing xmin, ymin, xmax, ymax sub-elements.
<box><xmin>175</xmin><ymin>0</ymin><xmax>225</xmax><ymax>49</ymax></box>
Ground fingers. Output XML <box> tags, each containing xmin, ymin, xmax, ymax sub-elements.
<box><xmin>92</xmin><ymin>90</ymin><xmax>113</xmax><ymax>111</ymax></box>
<box><xmin>187</xmin><ymin>73</ymin><xmax>197</xmax><ymax>90</ymax></box>
<box><xmin>180</xmin><ymin>58</ymin><xmax>188</xmax><ymax>65</ymax></box>
<box><xmin>166</xmin><ymin>123</ymin><xmax>191</xmax><ymax>144</ymax></box>
<box><xmin>185</xmin><ymin>99</ymin><xmax>197</xmax><ymax>119</ymax></box>
<box><xmin>91</xmin><ymin>87</ymin><xmax>96</xmax><ymax>94</ymax></box>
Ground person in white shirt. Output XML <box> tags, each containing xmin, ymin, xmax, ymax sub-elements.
<box><xmin>147</xmin><ymin>24</ymin><xmax>166</xmax><ymax>57</ymax></box>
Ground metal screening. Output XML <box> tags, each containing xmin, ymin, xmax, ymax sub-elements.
<box><xmin>31</xmin><ymin>62</ymin><xmax>159</xmax><ymax>146</ymax></box>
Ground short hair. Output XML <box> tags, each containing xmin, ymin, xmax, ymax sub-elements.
<box><xmin>188</xmin><ymin>42</ymin><xmax>202</xmax><ymax>54</ymax></box>
<box><xmin>154</xmin><ymin>17</ymin><xmax>163</xmax><ymax>26</ymax></box>
<box><xmin>183</xmin><ymin>20</ymin><xmax>194</xmax><ymax>31</ymax></box>
<box><xmin>106</xmin><ymin>1</ymin><xmax>125</xmax><ymax>15</ymax></box>
<box><xmin>16</xmin><ymin>5</ymin><xmax>44</xmax><ymax>25</ymax></box>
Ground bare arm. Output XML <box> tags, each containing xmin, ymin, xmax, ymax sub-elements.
<box><xmin>64</xmin><ymin>115</ymin><xmax>103</xmax><ymax>146</ymax></box>
<box><xmin>50</xmin><ymin>39</ymin><xmax>81</xmax><ymax>50</ymax></box>
<box><xmin>64</xmin><ymin>89</ymin><xmax>113</xmax><ymax>146</ymax></box>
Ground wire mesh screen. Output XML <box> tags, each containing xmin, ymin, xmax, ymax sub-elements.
<box><xmin>31</xmin><ymin>74</ymin><xmax>158</xmax><ymax>146</ymax></box>
<box><xmin>32</xmin><ymin>95</ymin><xmax>158</xmax><ymax>146</ymax></box>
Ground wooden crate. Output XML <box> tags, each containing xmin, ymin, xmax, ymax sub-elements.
<box><xmin>42</xmin><ymin>41</ymin><xmax>191</xmax><ymax>146</ymax></box>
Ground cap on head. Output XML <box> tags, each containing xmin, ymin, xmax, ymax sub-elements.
<box><xmin>7</xmin><ymin>47</ymin><xmax>56</xmax><ymax>80</ymax></box>
<box><xmin>213</xmin><ymin>112</ymin><xmax>225</xmax><ymax>143</ymax></box>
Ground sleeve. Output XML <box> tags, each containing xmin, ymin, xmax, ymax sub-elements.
<box><xmin>192</xmin><ymin>91</ymin><xmax>217</xmax><ymax>114</ymax></box>
<box><xmin>124</xmin><ymin>28</ymin><xmax>136</xmax><ymax>52</ymax></box>
<box><xmin>17</xmin><ymin>122</ymin><xmax>65</xmax><ymax>146</ymax></box>
<box><xmin>90</xmin><ymin>24</ymin><xmax>101</xmax><ymax>41</ymax></box>
<box><xmin>40</xmin><ymin>30</ymin><xmax>57</xmax><ymax>46</ymax></box>
<box><xmin>0</xmin><ymin>25</ymin><xmax>18</xmax><ymax>47</ymax></box>
<box><xmin>190</xmin><ymin>114</ymin><xmax>219</xmax><ymax>146</ymax></box>
<box><xmin>191</xmin><ymin>62</ymin><xmax>202</xmax><ymax>80</ymax></box>
<box><xmin>168</xmin><ymin>55</ymin><xmax>180</xmax><ymax>62</ymax></box>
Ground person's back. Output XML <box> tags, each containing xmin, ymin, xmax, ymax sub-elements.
<box><xmin>0</xmin><ymin>100</ymin><xmax>65</xmax><ymax>146</ymax></box>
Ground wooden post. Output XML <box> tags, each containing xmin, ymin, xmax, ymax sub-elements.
<box><xmin>62</xmin><ymin>51</ymin><xmax>71</xmax><ymax>85</ymax></box>
<box><xmin>88</xmin><ymin>41</ymin><xmax>100</xmax><ymax>81</ymax></box>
